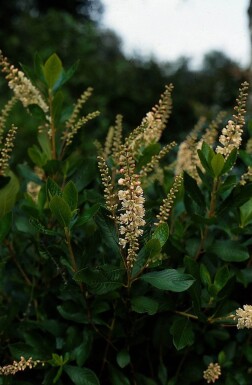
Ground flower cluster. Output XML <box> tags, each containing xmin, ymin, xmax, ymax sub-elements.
<box><xmin>0</xmin><ymin>51</ymin><xmax>48</xmax><ymax>113</ymax></box>
<box><xmin>155</xmin><ymin>174</ymin><xmax>183</xmax><ymax>225</ymax></box>
<box><xmin>203</xmin><ymin>363</ymin><xmax>221</xmax><ymax>383</ymax></box>
<box><xmin>97</xmin><ymin>155</ymin><xmax>118</xmax><ymax>219</ymax></box>
<box><xmin>0</xmin><ymin>124</ymin><xmax>18</xmax><ymax>175</ymax></box>
<box><xmin>127</xmin><ymin>84</ymin><xmax>174</xmax><ymax>154</ymax></box>
<box><xmin>117</xmin><ymin>148</ymin><xmax>145</xmax><ymax>268</ymax></box>
<box><xmin>0</xmin><ymin>96</ymin><xmax>17</xmax><ymax>144</ymax></box>
<box><xmin>235</xmin><ymin>304</ymin><xmax>252</xmax><ymax>329</ymax></box>
<box><xmin>216</xmin><ymin>81</ymin><xmax>248</xmax><ymax>158</ymax></box>
<box><xmin>0</xmin><ymin>356</ymin><xmax>42</xmax><ymax>376</ymax></box>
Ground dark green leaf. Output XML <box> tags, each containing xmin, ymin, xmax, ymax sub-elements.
<box><xmin>74</xmin><ymin>265</ymin><xmax>124</xmax><ymax>294</ymax></box>
<box><xmin>63</xmin><ymin>181</ymin><xmax>78</xmax><ymax>211</ymax></box>
<box><xmin>29</xmin><ymin>217</ymin><xmax>58</xmax><ymax>235</ymax></box>
<box><xmin>131</xmin><ymin>296</ymin><xmax>159</xmax><ymax>315</ymax></box>
<box><xmin>0</xmin><ymin>212</ymin><xmax>12</xmax><ymax>242</ymax></box>
<box><xmin>207</xmin><ymin>240</ymin><xmax>249</xmax><ymax>262</ymax></box>
<box><xmin>141</xmin><ymin>269</ymin><xmax>194</xmax><ymax>292</ymax></box>
<box><xmin>214</xmin><ymin>265</ymin><xmax>233</xmax><ymax>292</ymax></box>
<box><xmin>109</xmin><ymin>365</ymin><xmax>130</xmax><ymax>385</ymax></box>
<box><xmin>49</xmin><ymin>196</ymin><xmax>72</xmax><ymax>227</ymax></box>
<box><xmin>76</xmin><ymin>203</ymin><xmax>100</xmax><ymax>226</ymax></box>
<box><xmin>0</xmin><ymin>171</ymin><xmax>19</xmax><ymax>218</ymax></box>
<box><xmin>116</xmin><ymin>349</ymin><xmax>130</xmax><ymax>368</ymax></box>
<box><xmin>183</xmin><ymin>172</ymin><xmax>205</xmax><ymax>207</ymax></box>
<box><xmin>170</xmin><ymin>317</ymin><xmax>194</xmax><ymax>350</ymax></box>
<box><xmin>94</xmin><ymin>207</ymin><xmax>120</xmax><ymax>258</ymax></box>
<box><xmin>132</xmin><ymin>239</ymin><xmax>161</xmax><ymax>277</ymax></box>
<box><xmin>64</xmin><ymin>365</ymin><xmax>100</xmax><ymax>385</ymax></box>
<box><xmin>152</xmin><ymin>223</ymin><xmax>169</xmax><ymax>247</ymax></box>
<box><xmin>28</xmin><ymin>145</ymin><xmax>48</xmax><ymax>166</ymax></box>
<box><xmin>221</xmin><ymin>148</ymin><xmax>237</xmax><ymax>174</ymax></box>
<box><xmin>46</xmin><ymin>177</ymin><xmax>62</xmax><ymax>199</ymax></box>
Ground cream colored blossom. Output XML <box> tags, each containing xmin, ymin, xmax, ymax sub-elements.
<box><xmin>203</xmin><ymin>363</ymin><xmax>221</xmax><ymax>383</ymax></box>
<box><xmin>0</xmin><ymin>52</ymin><xmax>48</xmax><ymax>113</ymax></box>
<box><xmin>0</xmin><ymin>356</ymin><xmax>42</xmax><ymax>376</ymax></box>
<box><xmin>235</xmin><ymin>304</ymin><xmax>252</xmax><ymax>329</ymax></box>
<box><xmin>216</xmin><ymin>81</ymin><xmax>248</xmax><ymax>158</ymax></box>
<box><xmin>117</xmin><ymin>148</ymin><xmax>145</xmax><ymax>267</ymax></box>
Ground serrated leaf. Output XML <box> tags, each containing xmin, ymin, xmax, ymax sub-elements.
<box><xmin>140</xmin><ymin>269</ymin><xmax>194</xmax><ymax>292</ymax></box>
<box><xmin>207</xmin><ymin>240</ymin><xmax>249</xmax><ymax>262</ymax></box>
<box><xmin>116</xmin><ymin>349</ymin><xmax>130</xmax><ymax>368</ymax></box>
<box><xmin>170</xmin><ymin>317</ymin><xmax>194</xmax><ymax>350</ymax></box>
<box><xmin>47</xmin><ymin>177</ymin><xmax>62</xmax><ymax>199</ymax></box>
<box><xmin>43</xmin><ymin>53</ymin><xmax>63</xmax><ymax>90</ymax></box>
<box><xmin>63</xmin><ymin>181</ymin><xmax>78</xmax><ymax>211</ymax></box>
<box><xmin>152</xmin><ymin>223</ymin><xmax>169</xmax><ymax>247</ymax></box>
<box><xmin>49</xmin><ymin>195</ymin><xmax>72</xmax><ymax>227</ymax></box>
<box><xmin>0</xmin><ymin>171</ymin><xmax>19</xmax><ymax>218</ymax></box>
<box><xmin>64</xmin><ymin>365</ymin><xmax>100</xmax><ymax>385</ymax></box>
<box><xmin>29</xmin><ymin>217</ymin><xmax>58</xmax><ymax>236</ymax></box>
<box><xmin>131</xmin><ymin>296</ymin><xmax>159</xmax><ymax>315</ymax></box>
<box><xmin>74</xmin><ymin>265</ymin><xmax>124</xmax><ymax>294</ymax></box>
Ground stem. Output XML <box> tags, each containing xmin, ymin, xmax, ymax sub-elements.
<box><xmin>64</xmin><ymin>228</ymin><xmax>78</xmax><ymax>273</ymax></box>
<box><xmin>195</xmin><ymin>177</ymin><xmax>220</xmax><ymax>260</ymax></box>
<box><xmin>5</xmin><ymin>240</ymin><xmax>32</xmax><ymax>286</ymax></box>
<box><xmin>175</xmin><ymin>311</ymin><xmax>198</xmax><ymax>320</ymax></box>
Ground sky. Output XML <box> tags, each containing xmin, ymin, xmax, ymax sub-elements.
<box><xmin>101</xmin><ymin>0</ymin><xmax>250</xmax><ymax>68</ymax></box>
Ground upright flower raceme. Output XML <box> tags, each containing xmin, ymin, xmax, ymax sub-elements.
<box><xmin>216</xmin><ymin>81</ymin><xmax>248</xmax><ymax>158</ymax></box>
<box><xmin>117</xmin><ymin>147</ymin><xmax>146</xmax><ymax>268</ymax></box>
<box><xmin>0</xmin><ymin>51</ymin><xmax>48</xmax><ymax>114</ymax></box>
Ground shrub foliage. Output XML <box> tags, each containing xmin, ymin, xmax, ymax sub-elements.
<box><xmin>0</xmin><ymin>52</ymin><xmax>252</xmax><ymax>385</ymax></box>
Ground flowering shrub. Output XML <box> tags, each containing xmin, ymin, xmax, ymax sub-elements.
<box><xmin>0</xmin><ymin>52</ymin><xmax>252</xmax><ymax>385</ymax></box>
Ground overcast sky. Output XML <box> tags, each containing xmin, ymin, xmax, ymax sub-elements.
<box><xmin>101</xmin><ymin>0</ymin><xmax>250</xmax><ymax>68</ymax></box>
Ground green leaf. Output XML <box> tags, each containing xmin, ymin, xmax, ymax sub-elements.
<box><xmin>207</xmin><ymin>240</ymin><xmax>249</xmax><ymax>262</ymax></box>
<box><xmin>49</xmin><ymin>195</ymin><xmax>72</xmax><ymax>227</ymax></box>
<box><xmin>116</xmin><ymin>349</ymin><xmax>130</xmax><ymax>368</ymax></box>
<box><xmin>183</xmin><ymin>172</ymin><xmax>205</xmax><ymax>207</ymax></box>
<box><xmin>37</xmin><ymin>131</ymin><xmax>51</xmax><ymax>159</ymax></box>
<box><xmin>47</xmin><ymin>177</ymin><xmax>62</xmax><ymax>199</ymax></box>
<box><xmin>63</xmin><ymin>181</ymin><xmax>78</xmax><ymax>211</ymax></box>
<box><xmin>109</xmin><ymin>365</ymin><xmax>130</xmax><ymax>385</ymax></box>
<box><xmin>131</xmin><ymin>296</ymin><xmax>159</xmax><ymax>315</ymax></box>
<box><xmin>52</xmin><ymin>90</ymin><xmax>64</xmax><ymax>124</ymax></box>
<box><xmin>0</xmin><ymin>171</ymin><xmax>19</xmax><ymax>218</ymax></box>
<box><xmin>60</xmin><ymin>60</ymin><xmax>80</xmax><ymax>87</ymax></box>
<box><xmin>132</xmin><ymin>239</ymin><xmax>161</xmax><ymax>277</ymax></box>
<box><xmin>28</xmin><ymin>145</ymin><xmax>48</xmax><ymax>166</ymax></box>
<box><xmin>152</xmin><ymin>223</ymin><xmax>169</xmax><ymax>247</ymax></box>
<box><xmin>240</xmin><ymin>198</ymin><xmax>252</xmax><ymax>227</ymax></box>
<box><xmin>221</xmin><ymin>148</ymin><xmax>237</xmax><ymax>174</ymax></box>
<box><xmin>94</xmin><ymin>208</ymin><xmax>120</xmax><ymax>258</ymax></box>
<box><xmin>140</xmin><ymin>269</ymin><xmax>194</xmax><ymax>292</ymax></box>
<box><xmin>170</xmin><ymin>317</ymin><xmax>194</xmax><ymax>350</ymax></box>
<box><xmin>76</xmin><ymin>203</ymin><xmax>100</xmax><ymax>226</ymax></box>
<box><xmin>211</xmin><ymin>153</ymin><xmax>224</xmax><ymax>177</ymax></box>
<box><xmin>200</xmin><ymin>264</ymin><xmax>211</xmax><ymax>287</ymax></box>
<box><xmin>74</xmin><ymin>265</ymin><xmax>124</xmax><ymax>294</ymax></box>
<box><xmin>29</xmin><ymin>217</ymin><xmax>58</xmax><ymax>236</ymax></box>
<box><xmin>0</xmin><ymin>212</ymin><xmax>12</xmax><ymax>242</ymax></box>
<box><xmin>64</xmin><ymin>365</ymin><xmax>100</xmax><ymax>385</ymax></box>
<box><xmin>214</xmin><ymin>265</ymin><xmax>233</xmax><ymax>292</ymax></box>
<box><xmin>43</xmin><ymin>53</ymin><xmax>63</xmax><ymax>90</ymax></box>
<box><xmin>74</xmin><ymin>331</ymin><xmax>93</xmax><ymax>367</ymax></box>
